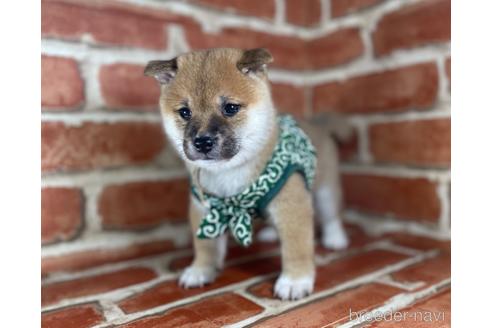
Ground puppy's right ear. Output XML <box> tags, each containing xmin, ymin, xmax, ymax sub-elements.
<box><xmin>144</xmin><ymin>58</ymin><xmax>178</xmax><ymax>84</ymax></box>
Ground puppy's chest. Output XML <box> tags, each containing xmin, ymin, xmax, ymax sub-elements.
<box><xmin>199</xmin><ymin>165</ymin><xmax>258</xmax><ymax>198</ymax></box>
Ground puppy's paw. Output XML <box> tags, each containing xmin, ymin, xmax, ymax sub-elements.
<box><xmin>322</xmin><ymin>222</ymin><xmax>349</xmax><ymax>250</ymax></box>
<box><xmin>179</xmin><ymin>266</ymin><xmax>216</xmax><ymax>288</ymax></box>
<box><xmin>274</xmin><ymin>274</ymin><xmax>314</xmax><ymax>301</ymax></box>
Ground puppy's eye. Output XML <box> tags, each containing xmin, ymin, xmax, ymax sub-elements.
<box><xmin>178</xmin><ymin>107</ymin><xmax>192</xmax><ymax>121</ymax></box>
<box><xmin>223</xmin><ymin>103</ymin><xmax>241</xmax><ymax>117</ymax></box>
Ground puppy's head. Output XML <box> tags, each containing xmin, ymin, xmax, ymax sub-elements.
<box><xmin>145</xmin><ymin>48</ymin><xmax>275</xmax><ymax>171</ymax></box>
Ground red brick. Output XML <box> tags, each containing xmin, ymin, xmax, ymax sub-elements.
<box><xmin>169</xmin><ymin>240</ymin><xmax>279</xmax><ymax>271</ymax></box>
<box><xmin>331</xmin><ymin>0</ymin><xmax>383</xmax><ymax>17</ymax></box>
<box><xmin>42</xmin><ymin>240</ymin><xmax>177</xmax><ymax>275</ymax></box>
<box><xmin>42</xmin><ymin>267</ymin><xmax>156</xmax><ymax>306</ymax></box>
<box><xmin>41</xmin><ymin>122</ymin><xmax>165</xmax><ymax>172</ymax></box>
<box><xmin>342</xmin><ymin>174</ymin><xmax>441</xmax><ymax>222</ymax></box>
<box><xmin>391</xmin><ymin>253</ymin><xmax>450</xmax><ymax>289</ymax></box>
<box><xmin>271</xmin><ymin>83</ymin><xmax>306</xmax><ymax>117</ymax></box>
<box><xmin>313</xmin><ymin>63</ymin><xmax>438</xmax><ymax>114</ymax></box>
<box><xmin>185</xmin><ymin>26</ymin><xmax>362</xmax><ymax>70</ymax></box>
<box><xmin>42</xmin><ymin>1</ymin><xmax>167</xmax><ymax>49</ymax></box>
<box><xmin>42</xmin><ymin>55</ymin><xmax>84</xmax><ymax>110</ymax></box>
<box><xmin>368</xmin><ymin>289</ymin><xmax>450</xmax><ymax>327</ymax></box>
<box><xmin>189</xmin><ymin>0</ymin><xmax>275</xmax><ymax>19</ymax></box>
<box><xmin>248</xmin><ymin>249</ymin><xmax>408</xmax><ymax>299</ymax></box>
<box><xmin>306</xmin><ymin>28</ymin><xmax>364</xmax><ymax>69</ymax></box>
<box><xmin>98</xmin><ymin>179</ymin><xmax>189</xmax><ymax>230</ymax></box>
<box><xmin>255</xmin><ymin>283</ymin><xmax>401</xmax><ymax>327</ymax></box>
<box><xmin>373</xmin><ymin>0</ymin><xmax>451</xmax><ymax>56</ymax></box>
<box><xmin>338</xmin><ymin>133</ymin><xmax>359</xmax><ymax>162</ymax></box>
<box><xmin>119</xmin><ymin>257</ymin><xmax>280</xmax><ymax>313</ymax></box>
<box><xmin>285</xmin><ymin>0</ymin><xmax>321</xmax><ymax>27</ymax></box>
<box><xmin>369</xmin><ymin>119</ymin><xmax>451</xmax><ymax>167</ymax></box>
<box><xmin>387</xmin><ymin>233</ymin><xmax>450</xmax><ymax>253</ymax></box>
<box><xmin>121</xmin><ymin>293</ymin><xmax>263</xmax><ymax>327</ymax></box>
<box><xmin>100</xmin><ymin>64</ymin><xmax>161</xmax><ymax>110</ymax></box>
<box><xmin>42</xmin><ymin>187</ymin><xmax>83</xmax><ymax>244</ymax></box>
<box><xmin>42</xmin><ymin>303</ymin><xmax>104</xmax><ymax>328</ymax></box>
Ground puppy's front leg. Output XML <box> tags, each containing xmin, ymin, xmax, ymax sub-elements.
<box><xmin>268</xmin><ymin>173</ymin><xmax>316</xmax><ymax>300</ymax></box>
<box><xmin>179</xmin><ymin>196</ymin><xmax>226</xmax><ymax>288</ymax></box>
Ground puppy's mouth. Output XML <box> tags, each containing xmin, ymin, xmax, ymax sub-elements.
<box><xmin>183</xmin><ymin>137</ymin><xmax>239</xmax><ymax>162</ymax></box>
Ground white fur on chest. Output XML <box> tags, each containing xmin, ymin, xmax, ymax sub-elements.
<box><xmin>198</xmin><ymin>163</ymin><xmax>257</xmax><ymax>197</ymax></box>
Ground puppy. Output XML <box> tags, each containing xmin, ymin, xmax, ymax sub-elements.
<box><xmin>145</xmin><ymin>48</ymin><xmax>349</xmax><ymax>300</ymax></box>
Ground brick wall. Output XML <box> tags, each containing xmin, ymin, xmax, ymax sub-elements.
<box><xmin>41</xmin><ymin>0</ymin><xmax>450</xmax><ymax>274</ymax></box>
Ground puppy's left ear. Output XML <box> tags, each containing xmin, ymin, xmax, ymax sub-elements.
<box><xmin>237</xmin><ymin>48</ymin><xmax>273</xmax><ymax>75</ymax></box>
<box><xmin>144</xmin><ymin>58</ymin><xmax>178</xmax><ymax>84</ymax></box>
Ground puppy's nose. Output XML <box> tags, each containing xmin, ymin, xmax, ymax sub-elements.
<box><xmin>193</xmin><ymin>135</ymin><xmax>215</xmax><ymax>154</ymax></box>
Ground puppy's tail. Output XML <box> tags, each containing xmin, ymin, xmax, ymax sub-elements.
<box><xmin>306</xmin><ymin>113</ymin><xmax>354</xmax><ymax>142</ymax></box>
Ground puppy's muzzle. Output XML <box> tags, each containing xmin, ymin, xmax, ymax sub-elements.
<box><xmin>193</xmin><ymin>135</ymin><xmax>215</xmax><ymax>154</ymax></box>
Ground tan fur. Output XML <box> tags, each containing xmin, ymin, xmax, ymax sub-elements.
<box><xmin>160</xmin><ymin>49</ymin><xmax>266</xmax><ymax>131</ymax></box>
<box><xmin>267</xmin><ymin>173</ymin><xmax>315</xmax><ymax>278</ymax></box>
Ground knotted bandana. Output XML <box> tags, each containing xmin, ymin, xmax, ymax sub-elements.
<box><xmin>192</xmin><ymin>115</ymin><xmax>317</xmax><ymax>247</ymax></box>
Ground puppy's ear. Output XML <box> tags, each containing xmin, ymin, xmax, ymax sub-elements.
<box><xmin>144</xmin><ymin>58</ymin><xmax>178</xmax><ymax>84</ymax></box>
<box><xmin>237</xmin><ymin>48</ymin><xmax>273</xmax><ymax>75</ymax></box>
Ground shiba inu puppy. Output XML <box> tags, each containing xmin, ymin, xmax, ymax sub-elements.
<box><xmin>145</xmin><ymin>48</ymin><xmax>350</xmax><ymax>300</ymax></box>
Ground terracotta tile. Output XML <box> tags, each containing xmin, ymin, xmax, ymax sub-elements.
<box><xmin>255</xmin><ymin>283</ymin><xmax>402</xmax><ymax>327</ymax></box>
<box><xmin>119</xmin><ymin>257</ymin><xmax>280</xmax><ymax>313</ymax></box>
<box><xmin>120</xmin><ymin>293</ymin><xmax>263</xmax><ymax>327</ymax></box>
<box><xmin>248</xmin><ymin>249</ymin><xmax>408</xmax><ymax>299</ymax></box>
<box><xmin>42</xmin><ymin>267</ymin><xmax>157</xmax><ymax>306</ymax></box>
<box><xmin>368</xmin><ymin>289</ymin><xmax>450</xmax><ymax>327</ymax></box>
<box><xmin>42</xmin><ymin>303</ymin><xmax>104</xmax><ymax>328</ymax></box>
<box><xmin>391</xmin><ymin>253</ymin><xmax>450</xmax><ymax>289</ymax></box>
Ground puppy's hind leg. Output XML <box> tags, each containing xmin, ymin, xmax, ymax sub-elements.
<box><xmin>179</xmin><ymin>197</ymin><xmax>227</xmax><ymax>288</ymax></box>
<box><xmin>315</xmin><ymin>183</ymin><xmax>349</xmax><ymax>250</ymax></box>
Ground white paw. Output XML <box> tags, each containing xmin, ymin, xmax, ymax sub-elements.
<box><xmin>274</xmin><ymin>274</ymin><xmax>314</xmax><ymax>301</ymax></box>
<box><xmin>257</xmin><ymin>226</ymin><xmax>278</xmax><ymax>242</ymax></box>
<box><xmin>179</xmin><ymin>266</ymin><xmax>216</xmax><ymax>288</ymax></box>
<box><xmin>322</xmin><ymin>221</ymin><xmax>349</xmax><ymax>250</ymax></box>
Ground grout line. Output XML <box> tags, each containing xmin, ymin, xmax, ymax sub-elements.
<box><xmin>376</xmin><ymin>240</ymin><xmax>423</xmax><ymax>257</ymax></box>
<box><xmin>41</xmin><ymin>222</ymin><xmax>190</xmax><ymax>258</ymax></box>
<box><xmin>41</xmin><ymin>111</ymin><xmax>162</xmax><ymax>124</ymax></box>
<box><xmin>41</xmin><ymin>167</ymin><xmax>187</xmax><ymax>188</ymax></box>
<box><xmin>344</xmin><ymin>210</ymin><xmax>451</xmax><ymax>240</ymax></box>
<box><xmin>437</xmin><ymin>182</ymin><xmax>451</xmax><ymax>234</ymax></box>
<box><xmin>320</xmin><ymin>0</ymin><xmax>330</xmax><ymax>23</ymax></box>
<box><xmin>274</xmin><ymin>0</ymin><xmax>285</xmax><ymax>26</ymax></box>
<box><xmin>350</xmin><ymin>118</ymin><xmax>372</xmax><ymax>164</ymax></box>
<box><xmin>82</xmin><ymin>184</ymin><xmax>103</xmax><ymax>234</ymax></box>
<box><xmin>340</xmin><ymin>163</ymin><xmax>450</xmax><ymax>182</ymax></box>
<box><xmin>99</xmin><ymin>299</ymin><xmax>126</xmax><ymax>322</ymax></box>
<box><xmin>42</xmin><ymin>248</ymin><xmax>191</xmax><ymax>285</ymax></box>
<box><xmin>338</xmin><ymin>278</ymin><xmax>451</xmax><ymax>327</ymax></box>
<box><xmin>375</xmin><ymin>275</ymin><xmax>426</xmax><ymax>292</ymax></box>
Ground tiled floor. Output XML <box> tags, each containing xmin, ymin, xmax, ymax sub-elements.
<box><xmin>41</xmin><ymin>225</ymin><xmax>451</xmax><ymax>327</ymax></box>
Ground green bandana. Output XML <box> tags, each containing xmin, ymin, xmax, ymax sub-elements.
<box><xmin>192</xmin><ymin>115</ymin><xmax>317</xmax><ymax>247</ymax></box>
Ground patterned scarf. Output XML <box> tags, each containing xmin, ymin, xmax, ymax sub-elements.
<box><xmin>192</xmin><ymin>115</ymin><xmax>317</xmax><ymax>247</ymax></box>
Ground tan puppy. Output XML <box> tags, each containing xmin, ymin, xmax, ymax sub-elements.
<box><xmin>145</xmin><ymin>48</ymin><xmax>349</xmax><ymax>300</ymax></box>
